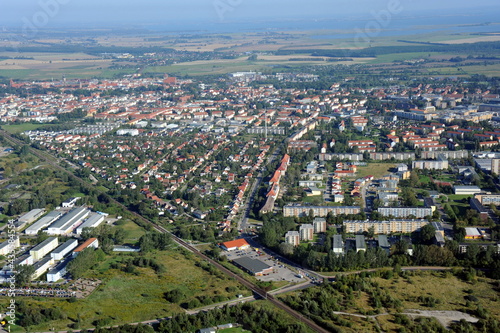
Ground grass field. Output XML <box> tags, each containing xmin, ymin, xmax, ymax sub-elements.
<box><xmin>5</xmin><ymin>248</ymin><xmax>248</xmax><ymax>332</ymax></box>
<box><xmin>1</xmin><ymin>123</ymin><xmax>53</xmax><ymax>134</ymax></box>
<box><xmin>117</xmin><ymin>219</ymin><xmax>146</xmax><ymax>244</ymax></box>
<box><xmin>357</xmin><ymin>163</ymin><xmax>396</xmax><ymax>179</ymax></box>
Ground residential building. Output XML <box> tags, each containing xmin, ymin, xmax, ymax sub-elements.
<box><xmin>283</xmin><ymin>204</ymin><xmax>361</xmax><ymax>217</ymax></box>
<box><xmin>285</xmin><ymin>231</ymin><xmax>300</xmax><ymax>246</ymax></box>
<box><xmin>377</xmin><ymin>207</ymin><xmax>433</xmax><ymax>219</ymax></box>
<box><xmin>355</xmin><ymin>235</ymin><xmax>367</xmax><ymax>252</ymax></box>
<box><xmin>344</xmin><ymin>220</ymin><xmax>429</xmax><ymax>234</ymax></box>
<box><xmin>313</xmin><ymin>218</ymin><xmax>327</xmax><ymax>233</ymax></box>
<box><xmin>378</xmin><ymin>235</ymin><xmax>390</xmax><ymax>252</ymax></box>
<box><xmin>332</xmin><ymin>235</ymin><xmax>344</xmax><ymax>255</ymax></box>
<box><xmin>299</xmin><ymin>224</ymin><xmax>314</xmax><ymax>241</ymax></box>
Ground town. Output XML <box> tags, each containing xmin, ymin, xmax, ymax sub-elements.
<box><xmin>1</xmin><ymin>66</ymin><xmax>500</xmax><ymax>332</ymax></box>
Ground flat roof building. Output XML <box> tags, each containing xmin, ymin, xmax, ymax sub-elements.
<box><xmin>333</xmin><ymin>235</ymin><xmax>344</xmax><ymax>255</ymax></box>
<box><xmin>454</xmin><ymin>186</ymin><xmax>482</xmax><ymax>195</ymax></box>
<box><xmin>313</xmin><ymin>218</ymin><xmax>327</xmax><ymax>233</ymax></box>
<box><xmin>378</xmin><ymin>235</ymin><xmax>390</xmax><ymax>252</ymax></box>
<box><xmin>299</xmin><ymin>224</ymin><xmax>314</xmax><ymax>241</ymax></box>
<box><xmin>344</xmin><ymin>220</ymin><xmax>429</xmax><ymax>234</ymax></box>
<box><xmin>232</xmin><ymin>257</ymin><xmax>273</xmax><ymax>276</ymax></box>
<box><xmin>47</xmin><ymin>258</ymin><xmax>72</xmax><ymax>282</ymax></box>
<box><xmin>355</xmin><ymin>235</ymin><xmax>366</xmax><ymax>252</ymax></box>
<box><xmin>18</xmin><ymin>208</ymin><xmax>45</xmax><ymax>225</ymax></box>
<box><xmin>32</xmin><ymin>256</ymin><xmax>55</xmax><ymax>280</ymax></box>
<box><xmin>285</xmin><ymin>231</ymin><xmax>300</xmax><ymax>246</ymax></box>
<box><xmin>25</xmin><ymin>210</ymin><xmax>63</xmax><ymax>235</ymax></box>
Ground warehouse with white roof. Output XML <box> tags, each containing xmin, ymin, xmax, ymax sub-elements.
<box><xmin>75</xmin><ymin>213</ymin><xmax>105</xmax><ymax>235</ymax></box>
<box><xmin>25</xmin><ymin>210</ymin><xmax>63</xmax><ymax>235</ymax></box>
<box><xmin>47</xmin><ymin>206</ymin><xmax>90</xmax><ymax>235</ymax></box>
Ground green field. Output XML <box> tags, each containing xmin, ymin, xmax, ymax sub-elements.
<box><xmin>1</xmin><ymin>123</ymin><xmax>52</xmax><ymax>134</ymax></box>
<box><xmin>117</xmin><ymin>219</ymin><xmax>146</xmax><ymax>244</ymax></box>
<box><xmin>2</xmin><ymin>248</ymin><xmax>249</xmax><ymax>332</ymax></box>
<box><xmin>357</xmin><ymin>163</ymin><xmax>396</xmax><ymax>179</ymax></box>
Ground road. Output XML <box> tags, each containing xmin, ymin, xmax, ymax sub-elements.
<box><xmin>238</xmin><ymin>146</ymin><xmax>281</xmax><ymax>233</ymax></box>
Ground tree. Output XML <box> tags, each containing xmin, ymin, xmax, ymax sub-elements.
<box><xmin>420</xmin><ymin>224</ymin><xmax>436</xmax><ymax>244</ymax></box>
<box><xmin>15</xmin><ymin>265</ymin><xmax>35</xmax><ymax>286</ymax></box>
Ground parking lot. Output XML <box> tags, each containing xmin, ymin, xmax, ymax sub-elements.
<box><xmin>224</xmin><ymin>248</ymin><xmax>305</xmax><ymax>283</ymax></box>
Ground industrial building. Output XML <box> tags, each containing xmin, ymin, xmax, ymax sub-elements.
<box><xmin>17</xmin><ymin>208</ymin><xmax>45</xmax><ymax>230</ymax></box>
<box><xmin>47</xmin><ymin>258</ymin><xmax>72</xmax><ymax>282</ymax></box>
<box><xmin>0</xmin><ymin>237</ymin><xmax>20</xmax><ymax>256</ymax></box>
<box><xmin>32</xmin><ymin>256</ymin><xmax>55</xmax><ymax>279</ymax></box>
<box><xmin>72</xmin><ymin>237</ymin><xmax>99</xmax><ymax>257</ymax></box>
<box><xmin>51</xmin><ymin>239</ymin><xmax>78</xmax><ymax>261</ymax></box>
<box><xmin>453</xmin><ymin>186</ymin><xmax>482</xmax><ymax>195</ymax></box>
<box><xmin>75</xmin><ymin>213</ymin><xmax>105</xmax><ymax>235</ymax></box>
<box><xmin>30</xmin><ymin>237</ymin><xmax>59</xmax><ymax>261</ymax></box>
<box><xmin>47</xmin><ymin>206</ymin><xmax>90</xmax><ymax>235</ymax></box>
<box><xmin>24</xmin><ymin>210</ymin><xmax>63</xmax><ymax>235</ymax></box>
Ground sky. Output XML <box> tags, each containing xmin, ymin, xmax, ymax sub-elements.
<box><xmin>0</xmin><ymin>0</ymin><xmax>498</xmax><ymax>32</ymax></box>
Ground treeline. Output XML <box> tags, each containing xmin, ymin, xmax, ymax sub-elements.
<box><xmin>276</xmin><ymin>41</ymin><xmax>500</xmax><ymax>58</ymax></box>
<box><xmin>156</xmin><ymin>302</ymin><xmax>313</xmax><ymax>333</ymax></box>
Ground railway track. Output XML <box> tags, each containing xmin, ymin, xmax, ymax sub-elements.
<box><xmin>0</xmin><ymin>130</ymin><xmax>330</xmax><ymax>333</ymax></box>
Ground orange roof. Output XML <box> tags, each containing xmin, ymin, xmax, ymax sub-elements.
<box><xmin>222</xmin><ymin>238</ymin><xmax>250</xmax><ymax>250</ymax></box>
<box><xmin>74</xmin><ymin>238</ymin><xmax>98</xmax><ymax>253</ymax></box>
